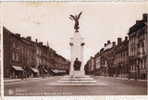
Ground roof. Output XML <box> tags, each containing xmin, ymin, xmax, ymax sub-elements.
<box><xmin>104</xmin><ymin>43</ymin><xmax>113</xmax><ymax>51</ymax></box>
<box><xmin>128</xmin><ymin>20</ymin><xmax>146</xmax><ymax>35</ymax></box>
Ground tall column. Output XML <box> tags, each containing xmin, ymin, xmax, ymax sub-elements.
<box><xmin>69</xmin><ymin>32</ymin><xmax>85</xmax><ymax>76</ymax></box>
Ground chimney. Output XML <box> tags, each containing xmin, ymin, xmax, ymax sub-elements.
<box><xmin>117</xmin><ymin>37</ymin><xmax>122</xmax><ymax>45</ymax></box>
<box><xmin>125</xmin><ymin>36</ymin><xmax>128</xmax><ymax>41</ymax></box>
<box><xmin>143</xmin><ymin>13</ymin><xmax>148</xmax><ymax>21</ymax></box>
<box><xmin>107</xmin><ymin>40</ymin><xmax>111</xmax><ymax>44</ymax></box>
<box><xmin>15</xmin><ymin>33</ymin><xmax>20</xmax><ymax>37</ymax></box>
<box><xmin>39</xmin><ymin>42</ymin><xmax>43</xmax><ymax>46</ymax></box>
<box><xmin>26</xmin><ymin>36</ymin><xmax>31</xmax><ymax>41</ymax></box>
<box><xmin>104</xmin><ymin>43</ymin><xmax>107</xmax><ymax>47</ymax></box>
<box><xmin>112</xmin><ymin>41</ymin><xmax>116</xmax><ymax>47</ymax></box>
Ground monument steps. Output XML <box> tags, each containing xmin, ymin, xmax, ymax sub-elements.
<box><xmin>58</xmin><ymin>75</ymin><xmax>96</xmax><ymax>84</ymax></box>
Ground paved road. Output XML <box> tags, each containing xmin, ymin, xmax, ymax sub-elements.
<box><xmin>4</xmin><ymin>76</ymin><xmax>147</xmax><ymax>96</ymax></box>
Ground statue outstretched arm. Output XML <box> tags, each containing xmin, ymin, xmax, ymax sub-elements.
<box><xmin>77</xmin><ymin>11</ymin><xmax>82</xmax><ymax>20</ymax></box>
<box><xmin>69</xmin><ymin>15</ymin><xmax>76</xmax><ymax>21</ymax></box>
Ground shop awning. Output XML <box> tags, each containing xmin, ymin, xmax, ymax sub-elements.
<box><xmin>51</xmin><ymin>69</ymin><xmax>66</xmax><ymax>73</ymax></box>
<box><xmin>44</xmin><ymin>69</ymin><xmax>48</xmax><ymax>73</ymax></box>
<box><xmin>31</xmin><ymin>68</ymin><xmax>39</xmax><ymax>73</ymax></box>
<box><xmin>12</xmin><ymin>66</ymin><xmax>24</xmax><ymax>71</ymax></box>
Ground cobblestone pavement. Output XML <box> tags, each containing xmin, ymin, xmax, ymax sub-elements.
<box><xmin>4</xmin><ymin>76</ymin><xmax>147</xmax><ymax>96</ymax></box>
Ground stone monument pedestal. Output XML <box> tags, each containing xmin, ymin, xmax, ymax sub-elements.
<box><xmin>69</xmin><ymin>32</ymin><xmax>85</xmax><ymax>76</ymax></box>
<box><xmin>59</xmin><ymin>32</ymin><xmax>96</xmax><ymax>85</ymax></box>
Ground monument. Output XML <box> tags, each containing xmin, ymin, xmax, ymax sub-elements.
<box><xmin>69</xmin><ymin>11</ymin><xmax>85</xmax><ymax>76</ymax></box>
<box><xmin>59</xmin><ymin>11</ymin><xmax>96</xmax><ymax>84</ymax></box>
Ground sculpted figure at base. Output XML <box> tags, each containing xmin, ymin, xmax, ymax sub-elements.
<box><xmin>73</xmin><ymin>58</ymin><xmax>81</xmax><ymax>71</ymax></box>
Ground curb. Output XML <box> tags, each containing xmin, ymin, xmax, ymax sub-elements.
<box><xmin>95</xmin><ymin>76</ymin><xmax>147</xmax><ymax>82</ymax></box>
<box><xmin>4</xmin><ymin>77</ymin><xmax>53</xmax><ymax>83</ymax></box>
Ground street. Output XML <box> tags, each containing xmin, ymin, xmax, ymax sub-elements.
<box><xmin>4</xmin><ymin>76</ymin><xmax>147</xmax><ymax>96</ymax></box>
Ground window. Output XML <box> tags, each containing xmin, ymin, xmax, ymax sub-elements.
<box><xmin>12</xmin><ymin>42</ymin><xmax>16</xmax><ymax>48</ymax></box>
<box><xmin>16</xmin><ymin>53</ymin><xmax>19</xmax><ymax>62</ymax></box>
<box><xmin>12</xmin><ymin>52</ymin><xmax>15</xmax><ymax>61</ymax></box>
<box><xmin>12</xmin><ymin>42</ymin><xmax>17</xmax><ymax>62</ymax></box>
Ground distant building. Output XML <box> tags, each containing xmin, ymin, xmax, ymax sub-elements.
<box><xmin>87</xmin><ymin>38</ymin><xmax>129</xmax><ymax>78</ymax></box>
<box><xmin>113</xmin><ymin>37</ymin><xmax>129</xmax><ymax>78</ymax></box>
<box><xmin>94</xmin><ymin>52</ymin><xmax>101</xmax><ymax>75</ymax></box>
<box><xmin>128</xmin><ymin>14</ymin><xmax>147</xmax><ymax>79</ymax></box>
<box><xmin>51</xmin><ymin>53</ymin><xmax>70</xmax><ymax>74</ymax></box>
<box><xmin>84</xmin><ymin>57</ymin><xmax>95</xmax><ymax>75</ymax></box>
<box><xmin>99</xmin><ymin>40</ymin><xmax>115</xmax><ymax>76</ymax></box>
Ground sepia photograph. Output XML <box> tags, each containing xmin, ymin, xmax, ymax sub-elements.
<box><xmin>0</xmin><ymin>1</ymin><xmax>148</xmax><ymax>97</ymax></box>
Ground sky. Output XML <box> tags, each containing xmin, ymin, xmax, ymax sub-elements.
<box><xmin>0</xmin><ymin>2</ymin><xmax>148</xmax><ymax>64</ymax></box>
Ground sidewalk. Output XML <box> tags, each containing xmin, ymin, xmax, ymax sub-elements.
<box><xmin>97</xmin><ymin>76</ymin><xmax>147</xmax><ymax>82</ymax></box>
<box><xmin>115</xmin><ymin>77</ymin><xmax>147</xmax><ymax>82</ymax></box>
<box><xmin>4</xmin><ymin>78</ymin><xmax>21</xmax><ymax>83</ymax></box>
<box><xmin>4</xmin><ymin>77</ymin><xmax>49</xmax><ymax>83</ymax></box>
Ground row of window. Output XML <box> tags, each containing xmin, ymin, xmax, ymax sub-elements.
<box><xmin>12</xmin><ymin>41</ymin><xmax>35</xmax><ymax>66</ymax></box>
<box><xmin>130</xmin><ymin>61</ymin><xmax>146</xmax><ymax>71</ymax></box>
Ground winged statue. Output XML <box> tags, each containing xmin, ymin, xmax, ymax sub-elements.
<box><xmin>69</xmin><ymin>11</ymin><xmax>82</xmax><ymax>32</ymax></box>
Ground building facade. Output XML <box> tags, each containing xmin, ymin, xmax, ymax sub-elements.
<box><xmin>99</xmin><ymin>41</ymin><xmax>115</xmax><ymax>76</ymax></box>
<box><xmin>94</xmin><ymin>52</ymin><xmax>101</xmax><ymax>75</ymax></box>
<box><xmin>3</xmin><ymin>27</ymin><xmax>70</xmax><ymax>78</ymax></box>
<box><xmin>113</xmin><ymin>37</ymin><xmax>129</xmax><ymax>78</ymax></box>
<box><xmin>84</xmin><ymin>14</ymin><xmax>147</xmax><ymax>80</ymax></box>
<box><xmin>84</xmin><ymin>57</ymin><xmax>95</xmax><ymax>75</ymax></box>
<box><xmin>128</xmin><ymin>14</ymin><xmax>147</xmax><ymax>79</ymax></box>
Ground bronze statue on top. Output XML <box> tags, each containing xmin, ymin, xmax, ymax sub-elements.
<box><xmin>69</xmin><ymin>11</ymin><xmax>82</xmax><ymax>32</ymax></box>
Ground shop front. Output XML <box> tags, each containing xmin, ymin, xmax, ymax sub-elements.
<box><xmin>10</xmin><ymin>65</ymin><xmax>24</xmax><ymax>79</ymax></box>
